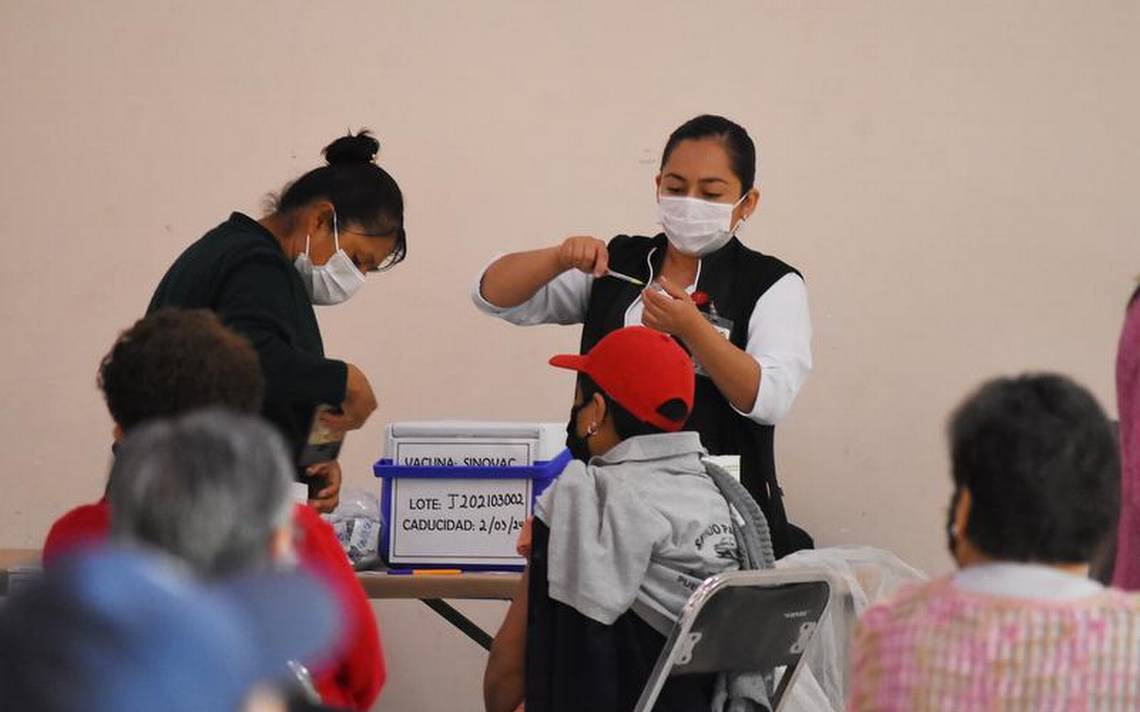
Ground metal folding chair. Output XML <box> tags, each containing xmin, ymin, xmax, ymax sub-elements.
<box><xmin>633</xmin><ymin>568</ymin><xmax>835</xmax><ymax>712</ymax></box>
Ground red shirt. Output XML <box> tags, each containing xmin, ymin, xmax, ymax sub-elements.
<box><xmin>43</xmin><ymin>499</ymin><xmax>385</xmax><ymax>710</ymax></box>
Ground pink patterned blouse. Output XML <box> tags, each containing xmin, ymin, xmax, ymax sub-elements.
<box><xmin>848</xmin><ymin>575</ymin><xmax>1140</xmax><ymax>711</ymax></box>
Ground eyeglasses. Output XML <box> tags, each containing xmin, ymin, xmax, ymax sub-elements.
<box><xmin>376</xmin><ymin>227</ymin><xmax>406</xmax><ymax>273</ymax></box>
<box><xmin>344</xmin><ymin>225</ymin><xmax>407</xmax><ymax>273</ymax></box>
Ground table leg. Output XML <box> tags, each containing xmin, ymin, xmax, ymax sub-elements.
<box><xmin>421</xmin><ymin>598</ymin><xmax>494</xmax><ymax>650</ymax></box>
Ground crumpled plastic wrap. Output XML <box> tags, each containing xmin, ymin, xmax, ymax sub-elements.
<box><xmin>328</xmin><ymin>487</ymin><xmax>384</xmax><ymax>570</ymax></box>
<box><xmin>775</xmin><ymin>546</ymin><xmax>928</xmax><ymax>711</ymax></box>
<box><xmin>779</xmin><ymin>665</ymin><xmax>835</xmax><ymax>712</ymax></box>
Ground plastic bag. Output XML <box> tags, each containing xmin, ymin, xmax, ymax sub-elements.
<box><xmin>328</xmin><ymin>487</ymin><xmax>384</xmax><ymax>570</ymax></box>
<box><xmin>780</xmin><ymin>665</ymin><xmax>836</xmax><ymax>712</ymax></box>
<box><xmin>775</xmin><ymin>546</ymin><xmax>928</xmax><ymax>711</ymax></box>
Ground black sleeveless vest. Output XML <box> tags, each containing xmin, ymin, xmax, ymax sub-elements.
<box><xmin>580</xmin><ymin>234</ymin><xmax>802</xmax><ymax>556</ymax></box>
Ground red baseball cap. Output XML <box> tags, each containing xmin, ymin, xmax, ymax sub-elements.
<box><xmin>549</xmin><ymin>326</ymin><xmax>695</xmax><ymax>432</ymax></box>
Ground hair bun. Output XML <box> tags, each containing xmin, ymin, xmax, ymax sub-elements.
<box><xmin>323</xmin><ymin>130</ymin><xmax>380</xmax><ymax>166</ymax></box>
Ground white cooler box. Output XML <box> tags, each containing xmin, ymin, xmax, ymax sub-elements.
<box><xmin>373</xmin><ymin>421</ymin><xmax>568</xmax><ymax>569</ymax></box>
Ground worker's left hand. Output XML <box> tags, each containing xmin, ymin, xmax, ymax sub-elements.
<box><xmin>307</xmin><ymin>460</ymin><xmax>342</xmax><ymax>513</ymax></box>
<box><xmin>516</xmin><ymin>517</ymin><xmax>534</xmax><ymax>558</ymax></box>
<box><xmin>641</xmin><ymin>276</ymin><xmax>702</xmax><ymax>339</ymax></box>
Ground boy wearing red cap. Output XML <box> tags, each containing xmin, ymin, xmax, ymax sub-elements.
<box><xmin>484</xmin><ymin>326</ymin><xmax>747</xmax><ymax>712</ymax></box>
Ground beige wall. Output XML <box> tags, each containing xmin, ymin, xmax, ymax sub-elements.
<box><xmin>3</xmin><ymin>1</ymin><xmax>1139</xmax><ymax>708</ymax></box>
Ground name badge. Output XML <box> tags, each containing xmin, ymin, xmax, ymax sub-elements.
<box><xmin>693</xmin><ymin>307</ymin><xmax>733</xmax><ymax>377</ymax></box>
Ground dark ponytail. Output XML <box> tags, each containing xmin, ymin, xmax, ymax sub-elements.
<box><xmin>274</xmin><ymin>130</ymin><xmax>405</xmax><ymax>264</ymax></box>
<box><xmin>661</xmin><ymin>115</ymin><xmax>757</xmax><ymax>194</ymax></box>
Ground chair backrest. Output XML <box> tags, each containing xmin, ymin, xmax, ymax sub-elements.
<box><xmin>633</xmin><ymin>568</ymin><xmax>835</xmax><ymax>712</ymax></box>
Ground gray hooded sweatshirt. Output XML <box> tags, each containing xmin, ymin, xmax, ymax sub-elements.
<box><xmin>534</xmin><ymin>431</ymin><xmax>741</xmax><ymax>635</ymax></box>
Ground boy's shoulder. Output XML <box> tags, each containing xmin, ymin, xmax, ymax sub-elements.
<box><xmin>538</xmin><ymin>457</ymin><xmax>626</xmax><ymax>499</ymax></box>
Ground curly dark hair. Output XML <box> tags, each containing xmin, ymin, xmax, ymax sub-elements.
<box><xmin>949</xmin><ymin>373</ymin><xmax>1120</xmax><ymax>563</ymax></box>
<box><xmin>98</xmin><ymin>309</ymin><xmax>265</xmax><ymax>432</ymax></box>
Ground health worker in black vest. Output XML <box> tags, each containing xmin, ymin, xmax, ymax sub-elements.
<box><xmin>148</xmin><ymin>130</ymin><xmax>406</xmax><ymax>512</ymax></box>
<box><xmin>473</xmin><ymin>115</ymin><xmax>812</xmax><ymax>556</ymax></box>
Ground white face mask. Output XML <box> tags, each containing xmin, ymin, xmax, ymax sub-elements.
<box><xmin>657</xmin><ymin>193</ymin><xmax>748</xmax><ymax>256</ymax></box>
<box><xmin>293</xmin><ymin>211</ymin><xmax>366</xmax><ymax>305</ymax></box>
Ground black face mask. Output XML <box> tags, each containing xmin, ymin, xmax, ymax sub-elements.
<box><xmin>565</xmin><ymin>401</ymin><xmax>593</xmax><ymax>462</ymax></box>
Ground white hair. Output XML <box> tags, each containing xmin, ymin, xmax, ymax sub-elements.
<box><xmin>109</xmin><ymin>408</ymin><xmax>294</xmax><ymax>579</ymax></box>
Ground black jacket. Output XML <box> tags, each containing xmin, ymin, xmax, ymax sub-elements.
<box><xmin>147</xmin><ymin>212</ymin><xmax>346</xmax><ymax>458</ymax></box>
<box><xmin>525</xmin><ymin>520</ymin><xmax>714</xmax><ymax>712</ymax></box>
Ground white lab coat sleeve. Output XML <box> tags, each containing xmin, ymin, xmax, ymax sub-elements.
<box><xmin>731</xmin><ymin>273</ymin><xmax>813</xmax><ymax>425</ymax></box>
<box><xmin>471</xmin><ymin>254</ymin><xmax>593</xmax><ymax>326</ymax></box>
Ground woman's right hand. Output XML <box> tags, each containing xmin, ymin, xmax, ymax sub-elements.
<box><xmin>322</xmin><ymin>363</ymin><xmax>377</xmax><ymax>431</ymax></box>
<box><xmin>478</xmin><ymin>237</ymin><xmax>608</xmax><ymax>309</ymax></box>
<box><xmin>556</xmin><ymin>236</ymin><xmax>609</xmax><ymax>277</ymax></box>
